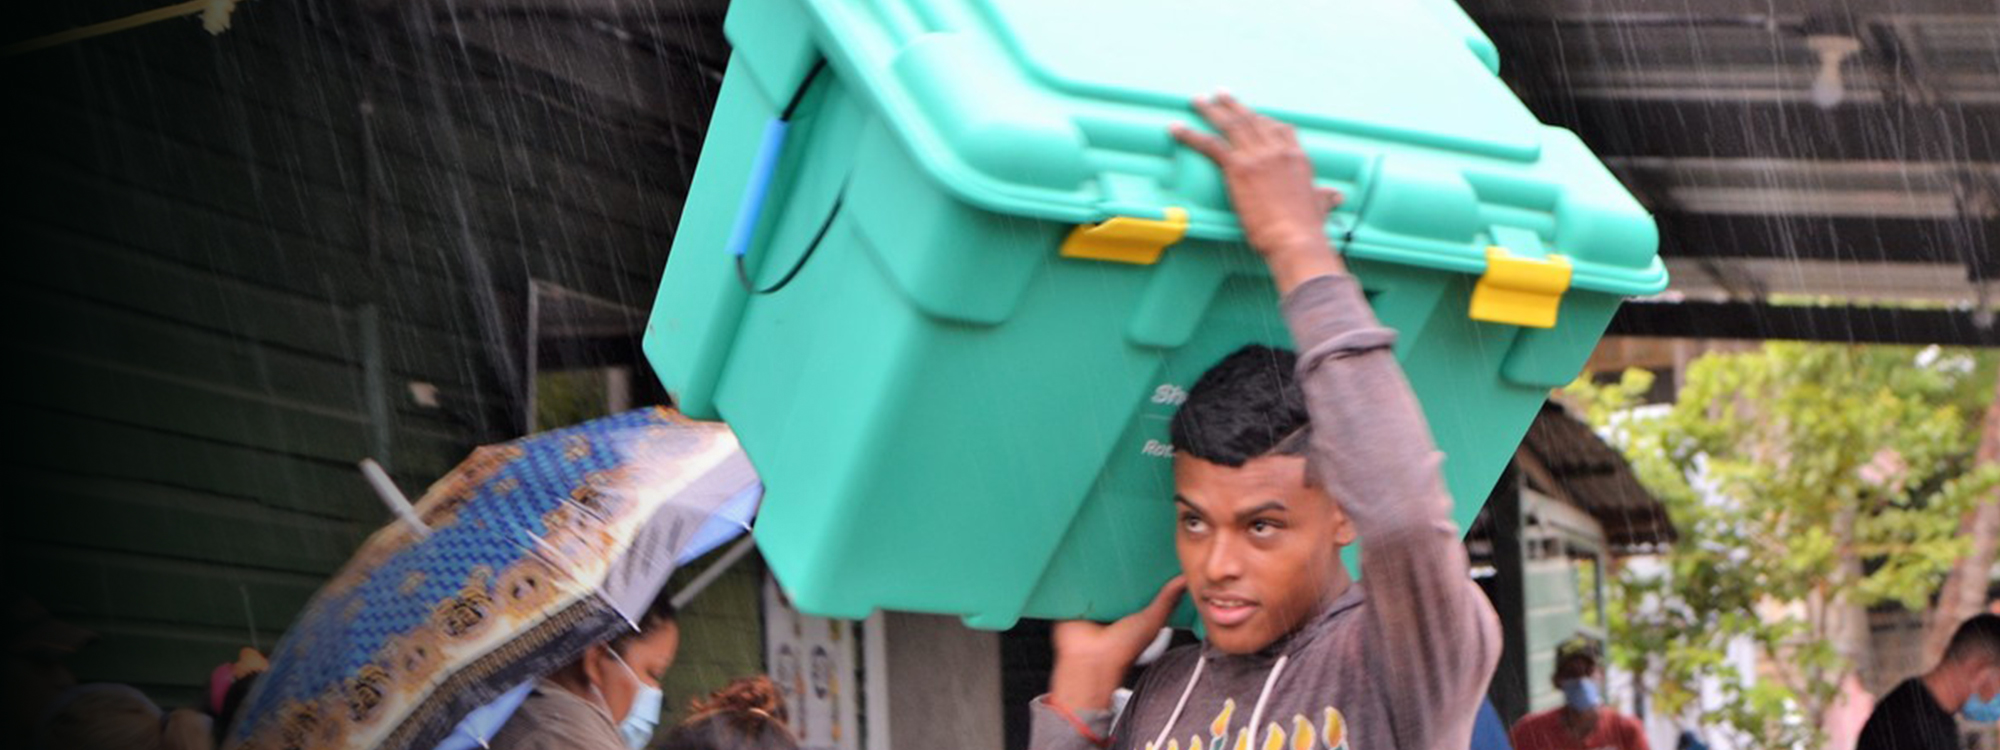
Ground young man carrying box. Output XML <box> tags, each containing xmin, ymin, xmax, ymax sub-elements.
<box><xmin>1030</xmin><ymin>92</ymin><xmax>1501</xmax><ymax>750</ymax></box>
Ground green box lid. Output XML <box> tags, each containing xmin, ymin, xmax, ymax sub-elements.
<box><xmin>730</xmin><ymin>0</ymin><xmax>1665</xmax><ymax>297</ymax></box>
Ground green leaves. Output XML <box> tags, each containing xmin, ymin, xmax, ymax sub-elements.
<box><xmin>1563</xmin><ymin>343</ymin><xmax>1999</xmax><ymax>749</ymax></box>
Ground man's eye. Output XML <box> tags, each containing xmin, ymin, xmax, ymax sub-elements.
<box><xmin>1180</xmin><ymin>515</ymin><xmax>1206</xmax><ymax>532</ymax></box>
<box><xmin>1249</xmin><ymin>520</ymin><xmax>1279</xmax><ymax>536</ymax></box>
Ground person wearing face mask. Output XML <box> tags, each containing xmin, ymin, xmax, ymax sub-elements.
<box><xmin>610</xmin><ymin>596</ymin><xmax>680</xmax><ymax>750</ymax></box>
<box><xmin>489</xmin><ymin>597</ymin><xmax>681</xmax><ymax>750</ymax></box>
<box><xmin>1509</xmin><ymin>637</ymin><xmax>1648</xmax><ymax>750</ymax></box>
<box><xmin>1857</xmin><ymin>613</ymin><xmax>2000</xmax><ymax>750</ymax></box>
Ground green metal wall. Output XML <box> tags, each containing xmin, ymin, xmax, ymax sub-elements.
<box><xmin>5</xmin><ymin>0</ymin><xmax>704</xmax><ymax>707</ymax></box>
<box><xmin>657</xmin><ymin>552</ymin><xmax>770</xmax><ymax>728</ymax></box>
<box><xmin>1520</xmin><ymin>527</ymin><xmax>1608</xmax><ymax>715</ymax></box>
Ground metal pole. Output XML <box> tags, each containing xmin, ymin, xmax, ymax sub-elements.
<box><xmin>671</xmin><ymin>536</ymin><xmax>757</xmax><ymax>610</ymax></box>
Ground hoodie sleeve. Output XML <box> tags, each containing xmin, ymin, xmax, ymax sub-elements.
<box><xmin>1280</xmin><ymin>273</ymin><xmax>1502</xmax><ymax>747</ymax></box>
<box><xmin>1028</xmin><ymin>696</ymin><xmax>1115</xmax><ymax>750</ymax></box>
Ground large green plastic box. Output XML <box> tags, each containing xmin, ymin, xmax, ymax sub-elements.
<box><xmin>644</xmin><ymin>0</ymin><xmax>1666</xmax><ymax>628</ymax></box>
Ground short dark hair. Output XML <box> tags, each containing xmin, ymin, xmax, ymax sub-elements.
<box><xmin>1169</xmin><ymin>345</ymin><xmax>1310</xmax><ymax>467</ymax></box>
<box><xmin>1555</xmin><ymin>635</ymin><xmax>1602</xmax><ymax>677</ymax></box>
<box><xmin>611</xmin><ymin>592</ymin><xmax>679</xmax><ymax>653</ymax></box>
<box><xmin>1944</xmin><ymin>614</ymin><xmax>2000</xmax><ymax>666</ymax></box>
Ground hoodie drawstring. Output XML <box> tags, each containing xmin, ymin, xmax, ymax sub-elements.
<box><xmin>1147</xmin><ymin>653</ymin><xmax>1290</xmax><ymax>750</ymax></box>
<box><xmin>1149</xmin><ymin>656</ymin><xmax>1205</xmax><ymax>750</ymax></box>
<box><xmin>1245</xmin><ymin>654</ymin><xmax>1290</xmax><ymax>741</ymax></box>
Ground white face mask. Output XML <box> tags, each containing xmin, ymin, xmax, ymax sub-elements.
<box><xmin>606</xmin><ymin>648</ymin><xmax>662</xmax><ymax>749</ymax></box>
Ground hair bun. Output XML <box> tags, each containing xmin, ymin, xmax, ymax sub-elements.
<box><xmin>688</xmin><ymin>676</ymin><xmax>786</xmax><ymax>723</ymax></box>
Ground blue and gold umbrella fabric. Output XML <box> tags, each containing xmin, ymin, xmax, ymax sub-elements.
<box><xmin>227</xmin><ymin>407</ymin><xmax>759</xmax><ymax>750</ymax></box>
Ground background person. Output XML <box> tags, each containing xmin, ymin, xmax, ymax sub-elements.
<box><xmin>654</xmin><ymin>675</ymin><xmax>796</xmax><ymax>750</ymax></box>
<box><xmin>489</xmin><ymin>597</ymin><xmax>681</xmax><ymax>750</ymax></box>
<box><xmin>1857</xmin><ymin>613</ymin><xmax>2000</xmax><ymax>750</ymax></box>
<box><xmin>1509</xmin><ymin>636</ymin><xmax>1648</xmax><ymax>750</ymax></box>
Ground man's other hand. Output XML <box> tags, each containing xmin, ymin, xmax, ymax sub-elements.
<box><xmin>1047</xmin><ymin>576</ymin><xmax>1187</xmax><ymax>712</ymax></box>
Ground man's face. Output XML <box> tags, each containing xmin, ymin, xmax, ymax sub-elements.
<box><xmin>1974</xmin><ymin>662</ymin><xmax>2000</xmax><ymax>703</ymax></box>
<box><xmin>1174</xmin><ymin>454</ymin><xmax>1354</xmax><ymax>655</ymax></box>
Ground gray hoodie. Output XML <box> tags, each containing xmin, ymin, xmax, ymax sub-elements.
<box><xmin>1030</xmin><ymin>273</ymin><xmax>1502</xmax><ymax>750</ymax></box>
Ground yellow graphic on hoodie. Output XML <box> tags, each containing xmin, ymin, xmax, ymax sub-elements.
<box><xmin>1322</xmin><ymin>708</ymin><xmax>1349</xmax><ymax>750</ymax></box>
<box><xmin>1291</xmin><ymin>716</ymin><xmax>1316</xmax><ymax>750</ymax></box>
<box><xmin>1149</xmin><ymin>705</ymin><xmax>1352</xmax><ymax>750</ymax></box>
<box><xmin>1209</xmin><ymin>699</ymin><xmax>1238</xmax><ymax>747</ymax></box>
<box><xmin>1260</xmin><ymin>722</ymin><xmax>1286</xmax><ymax>750</ymax></box>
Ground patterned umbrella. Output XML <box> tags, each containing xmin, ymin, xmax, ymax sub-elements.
<box><xmin>226</xmin><ymin>407</ymin><xmax>760</xmax><ymax>750</ymax></box>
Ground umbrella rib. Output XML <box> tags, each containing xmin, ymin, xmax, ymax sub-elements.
<box><xmin>360</xmin><ymin>458</ymin><xmax>431</xmax><ymax>537</ymax></box>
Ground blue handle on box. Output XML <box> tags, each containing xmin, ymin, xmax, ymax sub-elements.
<box><xmin>726</xmin><ymin>118</ymin><xmax>793</xmax><ymax>259</ymax></box>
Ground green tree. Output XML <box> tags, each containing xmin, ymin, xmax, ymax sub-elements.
<box><xmin>1567</xmin><ymin>343</ymin><xmax>1998</xmax><ymax>749</ymax></box>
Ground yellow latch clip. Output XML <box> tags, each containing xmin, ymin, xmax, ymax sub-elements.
<box><xmin>1470</xmin><ymin>246</ymin><xmax>1573</xmax><ymax>328</ymax></box>
<box><xmin>1059</xmin><ymin>207</ymin><xmax>1189</xmax><ymax>265</ymax></box>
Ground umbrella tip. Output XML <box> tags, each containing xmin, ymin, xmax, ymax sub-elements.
<box><xmin>359</xmin><ymin>459</ymin><xmax>431</xmax><ymax>537</ymax></box>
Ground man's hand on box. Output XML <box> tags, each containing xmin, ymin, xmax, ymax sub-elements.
<box><xmin>1171</xmin><ymin>91</ymin><xmax>1347</xmax><ymax>293</ymax></box>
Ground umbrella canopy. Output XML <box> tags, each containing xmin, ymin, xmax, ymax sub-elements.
<box><xmin>227</xmin><ymin>407</ymin><xmax>759</xmax><ymax>750</ymax></box>
<box><xmin>434</xmin><ymin>483</ymin><xmax>763</xmax><ymax>750</ymax></box>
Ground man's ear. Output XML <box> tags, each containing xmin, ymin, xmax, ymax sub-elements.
<box><xmin>1330</xmin><ymin>503</ymin><xmax>1357</xmax><ymax>546</ymax></box>
<box><xmin>1315</xmin><ymin>485</ymin><xmax>1357</xmax><ymax>546</ymax></box>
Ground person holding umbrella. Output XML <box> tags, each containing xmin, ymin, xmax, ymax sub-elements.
<box><xmin>488</xmin><ymin>596</ymin><xmax>681</xmax><ymax>750</ymax></box>
<box><xmin>224</xmin><ymin>408</ymin><xmax>760</xmax><ymax>750</ymax></box>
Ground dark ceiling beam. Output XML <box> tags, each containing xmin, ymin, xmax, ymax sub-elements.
<box><xmin>1531</xmin><ymin>96</ymin><xmax>2000</xmax><ymax>163</ymax></box>
<box><xmin>1608</xmin><ymin>300</ymin><xmax>1999</xmax><ymax>346</ymax></box>
<box><xmin>1459</xmin><ymin>2</ymin><xmax>1999</xmax><ymax>163</ymax></box>
<box><xmin>1656</xmin><ymin>213</ymin><xmax>1998</xmax><ymax>275</ymax></box>
<box><xmin>1460</xmin><ymin>0</ymin><xmax>1998</xmax><ymax>20</ymax></box>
